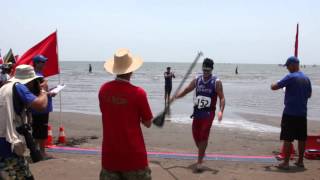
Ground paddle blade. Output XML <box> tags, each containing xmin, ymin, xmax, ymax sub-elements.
<box><xmin>152</xmin><ymin>112</ymin><xmax>166</xmax><ymax>127</ymax></box>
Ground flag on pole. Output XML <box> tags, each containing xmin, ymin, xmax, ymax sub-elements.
<box><xmin>3</xmin><ymin>49</ymin><xmax>16</xmax><ymax>64</ymax></box>
<box><xmin>294</xmin><ymin>23</ymin><xmax>299</xmax><ymax>57</ymax></box>
<box><xmin>16</xmin><ymin>31</ymin><xmax>59</xmax><ymax>77</ymax></box>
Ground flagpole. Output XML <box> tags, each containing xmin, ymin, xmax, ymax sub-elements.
<box><xmin>56</xmin><ymin>29</ymin><xmax>63</xmax><ymax>128</ymax></box>
<box><xmin>294</xmin><ymin>23</ymin><xmax>299</xmax><ymax>58</ymax></box>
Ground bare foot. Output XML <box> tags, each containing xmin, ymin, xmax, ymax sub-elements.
<box><xmin>193</xmin><ymin>163</ymin><xmax>204</xmax><ymax>173</ymax></box>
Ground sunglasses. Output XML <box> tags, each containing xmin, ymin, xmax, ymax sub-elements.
<box><xmin>202</xmin><ymin>68</ymin><xmax>213</xmax><ymax>73</ymax></box>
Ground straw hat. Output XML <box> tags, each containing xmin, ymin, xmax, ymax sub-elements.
<box><xmin>9</xmin><ymin>65</ymin><xmax>41</xmax><ymax>84</ymax></box>
<box><xmin>104</xmin><ymin>48</ymin><xmax>143</xmax><ymax>75</ymax></box>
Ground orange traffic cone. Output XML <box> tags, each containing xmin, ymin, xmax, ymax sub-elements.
<box><xmin>58</xmin><ymin>126</ymin><xmax>66</xmax><ymax>144</ymax></box>
<box><xmin>276</xmin><ymin>143</ymin><xmax>295</xmax><ymax>160</ymax></box>
<box><xmin>45</xmin><ymin>124</ymin><xmax>53</xmax><ymax>147</ymax></box>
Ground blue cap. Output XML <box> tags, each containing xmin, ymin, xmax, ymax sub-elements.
<box><xmin>33</xmin><ymin>55</ymin><xmax>48</xmax><ymax>63</ymax></box>
<box><xmin>284</xmin><ymin>56</ymin><xmax>299</xmax><ymax>66</ymax></box>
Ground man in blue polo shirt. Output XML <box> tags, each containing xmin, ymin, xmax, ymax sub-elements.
<box><xmin>271</xmin><ymin>56</ymin><xmax>312</xmax><ymax>170</ymax></box>
<box><xmin>0</xmin><ymin>65</ymin><xmax>48</xmax><ymax>179</ymax></box>
<box><xmin>31</xmin><ymin>55</ymin><xmax>56</xmax><ymax>159</ymax></box>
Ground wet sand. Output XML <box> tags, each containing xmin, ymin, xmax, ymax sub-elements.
<box><xmin>30</xmin><ymin>112</ymin><xmax>320</xmax><ymax>180</ymax></box>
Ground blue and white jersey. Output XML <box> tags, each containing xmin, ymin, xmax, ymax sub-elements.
<box><xmin>193</xmin><ymin>74</ymin><xmax>218</xmax><ymax>119</ymax></box>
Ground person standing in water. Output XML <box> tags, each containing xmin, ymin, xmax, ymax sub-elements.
<box><xmin>89</xmin><ymin>64</ymin><xmax>92</xmax><ymax>73</ymax></box>
<box><xmin>235</xmin><ymin>65</ymin><xmax>238</xmax><ymax>75</ymax></box>
<box><xmin>173</xmin><ymin>58</ymin><xmax>225</xmax><ymax>172</ymax></box>
<box><xmin>164</xmin><ymin>67</ymin><xmax>175</xmax><ymax>107</ymax></box>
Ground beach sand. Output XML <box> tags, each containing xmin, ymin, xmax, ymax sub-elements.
<box><xmin>29</xmin><ymin>112</ymin><xmax>320</xmax><ymax>180</ymax></box>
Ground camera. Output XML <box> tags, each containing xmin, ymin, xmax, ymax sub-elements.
<box><xmin>16</xmin><ymin>124</ymin><xmax>43</xmax><ymax>162</ymax></box>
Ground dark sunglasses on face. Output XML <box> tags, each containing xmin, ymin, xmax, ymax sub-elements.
<box><xmin>202</xmin><ymin>68</ymin><xmax>213</xmax><ymax>73</ymax></box>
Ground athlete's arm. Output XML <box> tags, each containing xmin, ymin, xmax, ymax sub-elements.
<box><xmin>175</xmin><ymin>79</ymin><xmax>196</xmax><ymax>99</ymax></box>
<box><xmin>216</xmin><ymin>79</ymin><xmax>225</xmax><ymax>113</ymax></box>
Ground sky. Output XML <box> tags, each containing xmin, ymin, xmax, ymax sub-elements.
<box><xmin>1</xmin><ymin>0</ymin><xmax>319</xmax><ymax>64</ymax></box>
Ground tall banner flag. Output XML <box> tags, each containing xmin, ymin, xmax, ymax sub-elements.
<box><xmin>16</xmin><ymin>31</ymin><xmax>59</xmax><ymax>77</ymax></box>
<box><xmin>294</xmin><ymin>23</ymin><xmax>299</xmax><ymax>57</ymax></box>
<box><xmin>3</xmin><ymin>49</ymin><xmax>16</xmax><ymax>64</ymax></box>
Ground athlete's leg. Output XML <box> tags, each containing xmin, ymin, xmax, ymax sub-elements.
<box><xmin>197</xmin><ymin>140</ymin><xmax>208</xmax><ymax>164</ymax></box>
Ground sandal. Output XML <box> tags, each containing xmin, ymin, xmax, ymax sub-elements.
<box><xmin>294</xmin><ymin>162</ymin><xmax>305</xmax><ymax>168</ymax></box>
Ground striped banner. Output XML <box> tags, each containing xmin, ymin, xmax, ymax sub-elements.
<box><xmin>47</xmin><ymin>146</ymin><xmax>277</xmax><ymax>164</ymax></box>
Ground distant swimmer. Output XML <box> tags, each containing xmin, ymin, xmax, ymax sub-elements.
<box><xmin>89</xmin><ymin>64</ymin><xmax>92</xmax><ymax>73</ymax></box>
<box><xmin>164</xmin><ymin>67</ymin><xmax>175</xmax><ymax>107</ymax></box>
<box><xmin>235</xmin><ymin>65</ymin><xmax>238</xmax><ymax>75</ymax></box>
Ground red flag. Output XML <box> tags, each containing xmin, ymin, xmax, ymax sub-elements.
<box><xmin>294</xmin><ymin>23</ymin><xmax>299</xmax><ymax>57</ymax></box>
<box><xmin>16</xmin><ymin>31</ymin><xmax>59</xmax><ymax>77</ymax></box>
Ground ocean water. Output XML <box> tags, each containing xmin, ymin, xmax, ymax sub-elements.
<box><xmin>48</xmin><ymin>62</ymin><xmax>320</xmax><ymax>133</ymax></box>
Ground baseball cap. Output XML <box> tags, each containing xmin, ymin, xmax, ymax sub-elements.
<box><xmin>284</xmin><ymin>56</ymin><xmax>299</xmax><ymax>66</ymax></box>
<box><xmin>33</xmin><ymin>55</ymin><xmax>48</xmax><ymax>63</ymax></box>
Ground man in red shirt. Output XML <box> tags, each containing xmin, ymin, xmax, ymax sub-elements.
<box><xmin>99</xmin><ymin>48</ymin><xmax>153</xmax><ymax>180</ymax></box>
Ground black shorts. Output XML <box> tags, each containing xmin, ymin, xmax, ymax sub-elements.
<box><xmin>165</xmin><ymin>85</ymin><xmax>172</xmax><ymax>94</ymax></box>
<box><xmin>32</xmin><ymin>113</ymin><xmax>49</xmax><ymax>139</ymax></box>
<box><xmin>280</xmin><ymin>114</ymin><xmax>307</xmax><ymax>142</ymax></box>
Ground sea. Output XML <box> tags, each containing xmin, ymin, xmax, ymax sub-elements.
<box><xmin>48</xmin><ymin>62</ymin><xmax>320</xmax><ymax>133</ymax></box>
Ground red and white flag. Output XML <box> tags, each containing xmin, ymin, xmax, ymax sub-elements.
<box><xmin>16</xmin><ymin>31</ymin><xmax>60</xmax><ymax>77</ymax></box>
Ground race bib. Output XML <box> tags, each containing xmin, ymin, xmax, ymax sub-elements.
<box><xmin>194</xmin><ymin>95</ymin><xmax>211</xmax><ymax>109</ymax></box>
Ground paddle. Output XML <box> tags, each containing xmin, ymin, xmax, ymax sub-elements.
<box><xmin>153</xmin><ymin>51</ymin><xmax>204</xmax><ymax>127</ymax></box>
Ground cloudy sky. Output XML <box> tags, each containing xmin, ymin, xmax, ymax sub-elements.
<box><xmin>1</xmin><ymin>0</ymin><xmax>319</xmax><ymax>64</ymax></box>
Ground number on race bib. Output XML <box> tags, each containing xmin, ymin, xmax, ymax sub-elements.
<box><xmin>194</xmin><ymin>96</ymin><xmax>211</xmax><ymax>109</ymax></box>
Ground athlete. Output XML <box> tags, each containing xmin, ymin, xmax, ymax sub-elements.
<box><xmin>174</xmin><ymin>58</ymin><xmax>225</xmax><ymax>172</ymax></box>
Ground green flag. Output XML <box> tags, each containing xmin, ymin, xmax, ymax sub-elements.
<box><xmin>4</xmin><ymin>49</ymin><xmax>16</xmax><ymax>64</ymax></box>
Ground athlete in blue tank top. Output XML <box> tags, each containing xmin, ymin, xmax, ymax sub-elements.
<box><xmin>193</xmin><ymin>74</ymin><xmax>218</xmax><ymax>119</ymax></box>
<box><xmin>174</xmin><ymin>58</ymin><xmax>225</xmax><ymax>172</ymax></box>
